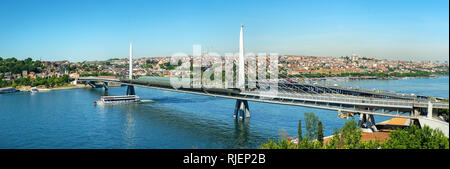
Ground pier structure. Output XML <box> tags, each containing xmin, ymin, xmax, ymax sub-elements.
<box><xmin>234</xmin><ymin>99</ymin><xmax>250</xmax><ymax>120</ymax></box>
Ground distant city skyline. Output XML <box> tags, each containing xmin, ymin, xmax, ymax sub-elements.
<box><xmin>0</xmin><ymin>0</ymin><xmax>448</xmax><ymax>62</ymax></box>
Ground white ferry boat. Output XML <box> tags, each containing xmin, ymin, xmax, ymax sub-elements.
<box><xmin>95</xmin><ymin>95</ymin><xmax>140</xmax><ymax>105</ymax></box>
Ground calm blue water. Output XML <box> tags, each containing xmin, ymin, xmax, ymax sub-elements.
<box><xmin>0</xmin><ymin>76</ymin><xmax>448</xmax><ymax>149</ymax></box>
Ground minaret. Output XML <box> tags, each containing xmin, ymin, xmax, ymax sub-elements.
<box><xmin>129</xmin><ymin>41</ymin><xmax>133</xmax><ymax>80</ymax></box>
<box><xmin>238</xmin><ymin>25</ymin><xmax>245</xmax><ymax>90</ymax></box>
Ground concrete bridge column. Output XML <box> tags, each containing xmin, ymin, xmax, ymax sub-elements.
<box><xmin>358</xmin><ymin>113</ymin><xmax>378</xmax><ymax>132</ymax></box>
<box><xmin>234</xmin><ymin>99</ymin><xmax>250</xmax><ymax>120</ymax></box>
<box><xmin>126</xmin><ymin>85</ymin><xmax>135</xmax><ymax>95</ymax></box>
<box><xmin>427</xmin><ymin>101</ymin><xmax>433</xmax><ymax>119</ymax></box>
<box><xmin>358</xmin><ymin>113</ymin><xmax>365</xmax><ymax>127</ymax></box>
<box><xmin>410</xmin><ymin>108</ymin><xmax>421</xmax><ymax>126</ymax></box>
<box><xmin>412</xmin><ymin>108</ymin><xmax>420</xmax><ymax>117</ymax></box>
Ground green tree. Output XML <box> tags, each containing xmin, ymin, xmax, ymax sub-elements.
<box><xmin>304</xmin><ymin>112</ymin><xmax>319</xmax><ymax>141</ymax></box>
<box><xmin>298</xmin><ymin>120</ymin><xmax>302</xmax><ymax>143</ymax></box>
<box><xmin>11</xmin><ymin>81</ymin><xmax>17</xmax><ymax>88</ymax></box>
<box><xmin>260</xmin><ymin>115</ymin><xmax>449</xmax><ymax>149</ymax></box>
<box><xmin>382</xmin><ymin>125</ymin><xmax>449</xmax><ymax>149</ymax></box>
<box><xmin>326</xmin><ymin>120</ymin><xmax>361</xmax><ymax>149</ymax></box>
<box><xmin>318</xmin><ymin>121</ymin><xmax>324</xmax><ymax>146</ymax></box>
<box><xmin>259</xmin><ymin>138</ymin><xmax>299</xmax><ymax>149</ymax></box>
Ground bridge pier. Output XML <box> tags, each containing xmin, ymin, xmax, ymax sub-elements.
<box><xmin>409</xmin><ymin>107</ymin><xmax>422</xmax><ymax>126</ymax></box>
<box><xmin>358</xmin><ymin>113</ymin><xmax>378</xmax><ymax>132</ymax></box>
<box><xmin>103</xmin><ymin>82</ymin><xmax>109</xmax><ymax>91</ymax></box>
<box><xmin>234</xmin><ymin>99</ymin><xmax>250</xmax><ymax>120</ymax></box>
<box><xmin>427</xmin><ymin>101</ymin><xmax>433</xmax><ymax>119</ymax></box>
<box><xmin>126</xmin><ymin>85</ymin><xmax>135</xmax><ymax>95</ymax></box>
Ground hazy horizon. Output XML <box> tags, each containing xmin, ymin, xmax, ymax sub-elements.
<box><xmin>1</xmin><ymin>0</ymin><xmax>448</xmax><ymax>62</ymax></box>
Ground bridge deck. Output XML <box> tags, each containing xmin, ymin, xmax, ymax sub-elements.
<box><xmin>76</xmin><ymin>77</ymin><xmax>449</xmax><ymax>120</ymax></box>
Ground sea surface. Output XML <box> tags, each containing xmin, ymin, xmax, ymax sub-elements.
<box><xmin>0</xmin><ymin>76</ymin><xmax>448</xmax><ymax>149</ymax></box>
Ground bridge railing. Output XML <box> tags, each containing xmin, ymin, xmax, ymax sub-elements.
<box><xmin>243</xmin><ymin>91</ymin><xmax>412</xmax><ymax>107</ymax></box>
<box><xmin>243</xmin><ymin>91</ymin><xmax>448</xmax><ymax>109</ymax></box>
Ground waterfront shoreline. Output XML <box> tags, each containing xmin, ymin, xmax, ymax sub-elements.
<box><xmin>36</xmin><ymin>84</ymin><xmax>91</xmax><ymax>91</ymax></box>
<box><xmin>12</xmin><ymin>84</ymin><xmax>91</xmax><ymax>92</ymax></box>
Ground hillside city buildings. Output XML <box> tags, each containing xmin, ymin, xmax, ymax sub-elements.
<box><xmin>1</xmin><ymin>54</ymin><xmax>448</xmax><ymax>82</ymax></box>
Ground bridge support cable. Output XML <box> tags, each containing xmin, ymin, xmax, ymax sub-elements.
<box><xmin>358</xmin><ymin>113</ymin><xmax>378</xmax><ymax>132</ymax></box>
<box><xmin>234</xmin><ymin>99</ymin><xmax>250</xmax><ymax>120</ymax></box>
<box><xmin>126</xmin><ymin>85</ymin><xmax>135</xmax><ymax>95</ymax></box>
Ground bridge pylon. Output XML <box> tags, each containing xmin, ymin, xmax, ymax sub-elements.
<box><xmin>234</xmin><ymin>99</ymin><xmax>250</xmax><ymax>120</ymax></box>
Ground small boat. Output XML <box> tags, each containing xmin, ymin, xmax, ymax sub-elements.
<box><xmin>30</xmin><ymin>87</ymin><xmax>39</xmax><ymax>93</ymax></box>
<box><xmin>94</xmin><ymin>95</ymin><xmax>140</xmax><ymax>105</ymax></box>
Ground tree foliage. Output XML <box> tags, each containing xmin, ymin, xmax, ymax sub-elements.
<box><xmin>259</xmin><ymin>114</ymin><xmax>449</xmax><ymax>149</ymax></box>
<box><xmin>325</xmin><ymin>120</ymin><xmax>362</xmax><ymax>149</ymax></box>
<box><xmin>317</xmin><ymin>121</ymin><xmax>324</xmax><ymax>146</ymax></box>
<box><xmin>382</xmin><ymin>125</ymin><xmax>449</xmax><ymax>149</ymax></box>
<box><xmin>304</xmin><ymin>112</ymin><xmax>319</xmax><ymax>141</ymax></box>
<box><xmin>1</xmin><ymin>75</ymin><xmax>69</xmax><ymax>88</ymax></box>
<box><xmin>298</xmin><ymin>120</ymin><xmax>302</xmax><ymax>142</ymax></box>
<box><xmin>0</xmin><ymin>57</ymin><xmax>43</xmax><ymax>74</ymax></box>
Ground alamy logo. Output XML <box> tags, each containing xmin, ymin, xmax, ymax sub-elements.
<box><xmin>168</xmin><ymin>45</ymin><xmax>280</xmax><ymax>97</ymax></box>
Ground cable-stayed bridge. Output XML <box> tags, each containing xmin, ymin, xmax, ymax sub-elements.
<box><xmin>75</xmin><ymin>25</ymin><xmax>449</xmax><ymax>136</ymax></box>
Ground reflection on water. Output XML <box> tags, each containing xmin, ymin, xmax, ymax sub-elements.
<box><xmin>92</xmin><ymin>97</ymin><xmax>258</xmax><ymax>148</ymax></box>
<box><xmin>124</xmin><ymin>105</ymin><xmax>136</xmax><ymax>148</ymax></box>
<box><xmin>234</xmin><ymin>119</ymin><xmax>250</xmax><ymax>148</ymax></box>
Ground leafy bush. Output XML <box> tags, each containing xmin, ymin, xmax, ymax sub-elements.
<box><xmin>382</xmin><ymin>125</ymin><xmax>449</xmax><ymax>149</ymax></box>
<box><xmin>357</xmin><ymin>140</ymin><xmax>382</xmax><ymax>149</ymax></box>
<box><xmin>259</xmin><ymin>139</ymin><xmax>298</xmax><ymax>149</ymax></box>
<box><xmin>325</xmin><ymin>120</ymin><xmax>362</xmax><ymax>149</ymax></box>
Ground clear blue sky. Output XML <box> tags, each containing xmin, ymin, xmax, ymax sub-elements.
<box><xmin>0</xmin><ymin>0</ymin><xmax>448</xmax><ymax>62</ymax></box>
